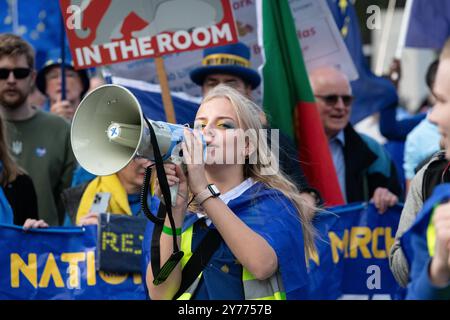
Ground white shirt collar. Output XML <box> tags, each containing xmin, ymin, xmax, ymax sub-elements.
<box><xmin>196</xmin><ymin>178</ymin><xmax>256</xmax><ymax>224</ymax></box>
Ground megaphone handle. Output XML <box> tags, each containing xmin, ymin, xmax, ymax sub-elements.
<box><xmin>168</xmin><ymin>155</ymin><xmax>184</xmax><ymax>207</ymax></box>
<box><xmin>170</xmin><ymin>183</ymin><xmax>179</xmax><ymax>208</ymax></box>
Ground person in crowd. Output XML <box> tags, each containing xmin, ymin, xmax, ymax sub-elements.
<box><xmin>36</xmin><ymin>50</ymin><xmax>99</xmax><ymax>206</ymax></box>
<box><xmin>0</xmin><ymin>33</ymin><xmax>76</xmax><ymax>226</ymax></box>
<box><xmin>35</xmin><ymin>49</ymin><xmax>89</xmax><ymax>121</ymax></box>
<box><xmin>403</xmin><ymin>60</ymin><xmax>442</xmax><ymax>193</ymax></box>
<box><xmin>65</xmin><ymin>157</ymin><xmax>155</xmax><ymax>226</ymax></box>
<box><xmin>0</xmin><ymin>110</ymin><xmax>38</xmax><ymax>225</ymax></box>
<box><xmin>189</xmin><ymin>42</ymin><xmax>322</xmax><ymax>210</ymax></box>
<box><xmin>379</xmin><ymin>58</ymin><xmax>427</xmax><ymax>143</ymax></box>
<box><xmin>308</xmin><ymin>66</ymin><xmax>403</xmax><ymax>212</ymax></box>
<box><xmin>405</xmin><ymin>38</ymin><xmax>450</xmax><ymax>299</ymax></box>
<box><xmin>389</xmin><ymin>138</ymin><xmax>449</xmax><ymax>288</ymax></box>
<box><xmin>25</xmin><ymin>157</ymin><xmax>157</xmax><ymax>228</ymax></box>
<box><xmin>145</xmin><ymin>85</ymin><xmax>316</xmax><ymax>300</ymax></box>
<box><xmin>377</xmin><ymin>59</ymin><xmax>427</xmax><ymax>190</ymax></box>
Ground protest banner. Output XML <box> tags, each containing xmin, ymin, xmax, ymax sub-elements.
<box><xmin>106</xmin><ymin>0</ymin><xmax>357</xmax><ymax>105</ymax></box>
<box><xmin>60</xmin><ymin>0</ymin><xmax>239</xmax><ymax>69</ymax></box>
<box><xmin>0</xmin><ymin>225</ymin><xmax>146</xmax><ymax>300</ymax></box>
<box><xmin>97</xmin><ymin>214</ymin><xmax>148</xmax><ymax>274</ymax></box>
<box><xmin>0</xmin><ymin>203</ymin><xmax>403</xmax><ymax>300</ymax></box>
<box><xmin>308</xmin><ymin>203</ymin><xmax>404</xmax><ymax>300</ymax></box>
<box><xmin>60</xmin><ymin>0</ymin><xmax>238</xmax><ymax>123</ymax></box>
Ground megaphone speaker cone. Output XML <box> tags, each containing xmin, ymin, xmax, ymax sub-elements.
<box><xmin>71</xmin><ymin>84</ymin><xmax>144</xmax><ymax>176</ymax></box>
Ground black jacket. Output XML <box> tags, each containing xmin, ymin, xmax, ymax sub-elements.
<box><xmin>61</xmin><ymin>182</ymin><xmax>89</xmax><ymax>225</ymax></box>
<box><xmin>3</xmin><ymin>174</ymin><xmax>38</xmax><ymax>225</ymax></box>
<box><xmin>343</xmin><ymin>125</ymin><xmax>403</xmax><ymax>203</ymax></box>
<box><xmin>421</xmin><ymin>151</ymin><xmax>450</xmax><ymax>201</ymax></box>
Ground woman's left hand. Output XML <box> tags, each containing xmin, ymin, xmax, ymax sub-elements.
<box><xmin>182</xmin><ymin>128</ymin><xmax>209</xmax><ymax>195</ymax></box>
<box><xmin>23</xmin><ymin>219</ymin><xmax>49</xmax><ymax>230</ymax></box>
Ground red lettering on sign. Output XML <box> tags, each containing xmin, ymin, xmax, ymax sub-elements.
<box><xmin>298</xmin><ymin>27</ymin><xmax>316</xmax><ymax>39</ymax></box>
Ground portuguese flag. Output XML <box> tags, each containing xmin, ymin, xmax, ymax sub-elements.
<box><xmin>256</xmin><ymin>0</ymin><xmax>344</xmax><ymax>206</ymax></box>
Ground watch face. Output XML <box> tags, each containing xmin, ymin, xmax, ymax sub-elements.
<box><xmin>208</xmin><ymin>184</ymin><xmax>220</xmax><ymax>196</ymax></box>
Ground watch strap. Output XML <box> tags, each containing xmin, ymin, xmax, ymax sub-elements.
<box><xmin>195</xmin><ymin>184</ymin><xmax>219</xmax><ymax>205</ymax></box>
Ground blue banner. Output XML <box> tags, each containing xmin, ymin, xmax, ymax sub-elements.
<box><xmin>307</xmin><ymin>202</ymin><xmax>404</xmax><ymax>300</ymax></box>
<box><xmin>0</xmin><ymin>203</ymin><xmax>403</xmax><ymax>300</ymax></box>
<box><xmin>0</xmin><ymin>225</ymin><xmax>146</xmax><ymax>300</ymax></box>
<box><xmin>326</xmin><ymin>0</ymin><xmax>398</xmax><ymax>124</ymax></box>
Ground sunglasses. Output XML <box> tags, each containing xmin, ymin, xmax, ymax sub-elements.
<box><xmin>315</xmin><ymin>94</ymin><xmax>353</xmax><ymax>107</ymax></box>
<box><xmin>0</xmin><ymin>68</ymin><xmax>32</xmax><ymax>80</ymax></box>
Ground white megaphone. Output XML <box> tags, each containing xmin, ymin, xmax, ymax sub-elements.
<box><xmin>71</xmin><ymin>84</ymin><xmax>195</xmax><ymax>206</ymax></box>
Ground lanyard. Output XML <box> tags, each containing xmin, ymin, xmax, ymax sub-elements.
<box><xmin>141</xmin><ymin>117</ymin><xmax>184</xmax><ymax>285</ymax></box>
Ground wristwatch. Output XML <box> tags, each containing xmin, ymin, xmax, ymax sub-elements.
<box><xmin>195</xmin><ymin>184</ymin><xmax>221</xmax><ymax>205</ymax></box>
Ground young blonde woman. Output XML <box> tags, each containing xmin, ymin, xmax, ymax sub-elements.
<box><xmin>143</xmin><ymin>85</ymin><xmax>316</xmax><ymax>300</ymax></box>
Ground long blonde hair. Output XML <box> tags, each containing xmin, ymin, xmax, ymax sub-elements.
<box><xmin>193</xmin><ymin>84</ymin><xmax>317</xmax><ymax>261</ymax></box>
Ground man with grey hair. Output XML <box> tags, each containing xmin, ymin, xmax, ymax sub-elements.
<box><xmin>308</xmin><ymin>66</ymin><xmax>402</xmax><ymax>212</ymax></box>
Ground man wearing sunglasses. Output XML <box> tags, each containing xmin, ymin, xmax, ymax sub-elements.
<box><xmin>309</xmin><ymin>66</ymin><xmax>403</xmax><ymax>213</ymax></box>
<box><xmin>0</xmin><ymin>34</ymin><xmax>76</xmax><ymax>226</ymax></box>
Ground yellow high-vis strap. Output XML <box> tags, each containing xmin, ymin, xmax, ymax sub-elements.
<box><xmin>180</xmin><ymin>225</ymin><xmax>193</xmax><ymax>268</ymax></box>
<box><xmin>242</xmin><ymin>267</ymin><xmax>286</xmax><ymax>300</ymax></box>
<box><xmin>177</xmin><ymin>276</ymin><xmax>202</xmax><ymax>300</ymax></box>
<box><xmin>427</xmin><ymin>205</ymin><xmax>440</xmax><ymax>257</ymax></box>
<box><xmin>247</xmin><ymin>292</ymin><xmax>287</xmax><ymax>300</ymax></box>
<box><xmin>177</xmin><ymin>224</ymin><xmax>197</xmax><ymax>300</ymax></box>
<box><xmin>242</xmin><ymin>267</ymin><xmax>255</xmax><ymax>281</ymax></box>
<box><xmin>178</xmin><ymin>222</ymin><xmax>287</xmax><ymax>300</ymax></box>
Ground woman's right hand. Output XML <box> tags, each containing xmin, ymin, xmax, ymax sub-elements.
<box><xmin>154</xmin><ymin>163</ymin><xmax>189</xmax><ymax>215</ymax></box>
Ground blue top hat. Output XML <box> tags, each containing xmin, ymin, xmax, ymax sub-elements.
<box><xmin>36</xmin><ymin>49</ymin><xmax>90</xmax><ymax>98</ymax></box>
<box><xmin>190</xmin><ymin>42</ymin><xmax>261</xmax><ymax>89</ymax></box>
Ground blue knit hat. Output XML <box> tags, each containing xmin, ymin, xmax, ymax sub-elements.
<box><xmin>190</xmin><ymin>42</ymin><xmax>261</xmax><ymax>89</ymax></box>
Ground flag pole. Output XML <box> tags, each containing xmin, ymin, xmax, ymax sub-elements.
<box><xmin>155</xmin><ymin>57</ymin><xmax>176</xmax><ymax>124</ymax></box>
<box><xmin>375</xmin><ymin>0</ymin><xmax>397</xmax><ymax>76</ymax></box>
<box><xmin>11</xmin><ymin>0</ymin><xmax>19</xmax><ymax>34</ymax></box>
<box><xmin>395</xmin><ymin>0</ymin><xmax>414</xmax><ymax>59</ymax></box>
<box><xmin>60</xmin><ymin>16</ymin><xmax>66</xmax><ymax>100</ymax></box>
<box><xmin>60</xmin><ymin>8</ymin><xmax>66</xmax><ymax>100</ymax></box>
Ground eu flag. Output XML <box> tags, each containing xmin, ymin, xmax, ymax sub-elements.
<box><xmin>326</xmin><ymin>0</ymin><xmax>398</xmax><ymax>124</ymax></box>
<box><xmin>405</xmin><ymin>0</ymin><xmax>450</xmax><ymax>49</ymax></box>
<box><xmin>0</xmin><ymin>0</ymin><xmax>63</xmax><ymax>69</ymax></box>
